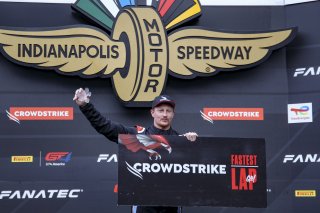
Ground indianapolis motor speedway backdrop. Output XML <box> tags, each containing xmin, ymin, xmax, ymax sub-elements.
<box><xmin>0</xmin><ymin>0</ymin><xmax>320</xmax><ymax>212</ymax></box>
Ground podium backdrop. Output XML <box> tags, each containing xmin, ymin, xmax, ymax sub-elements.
<box><xmin>0</xmin><ymin>1</ymin><xmax>320</xmax><ymax>213</ymax></box>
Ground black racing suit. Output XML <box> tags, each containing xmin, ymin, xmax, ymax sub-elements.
<box><xmin>80</xmin><ymin>103</ymin><xmax>181</xmax><ymax>213</ymax></box>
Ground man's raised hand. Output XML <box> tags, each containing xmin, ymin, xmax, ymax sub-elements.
<box><xmin>73</xmin><ymin>88</ymin><xmax>91</xmax><ymax>106</ymax></box>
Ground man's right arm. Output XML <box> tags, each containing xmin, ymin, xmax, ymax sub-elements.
<box><xmin>74</xmin><ymin>88</ymin><xmax>136</xmax><ymax>143</ymax></box>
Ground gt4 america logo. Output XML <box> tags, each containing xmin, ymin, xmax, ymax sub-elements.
<box><xmin>0</xmin><ymin>0</ymin><xmax>297</xmax><ymax>107</ymax></box>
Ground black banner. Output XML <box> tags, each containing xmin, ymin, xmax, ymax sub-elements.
<box><xmin>118</xmin><ymin>135</ymin><xmax>266</xmax><ymax>207</ymax></box>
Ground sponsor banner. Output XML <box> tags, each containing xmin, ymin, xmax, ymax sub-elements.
<box><xmin>97</xmin><ymin>154</ymin><xmax>118</xmax><ymax>163</ymax></box>
<box><xmin>202</xmin><ymin>108</ymin><xmax>264</xmax><ymax>121</ymax></box>
<box><xmin>0</xmin><ymin>1</ymin><xmax>296</xmax><ymax>107</ymax></box>
<box><xmin>283</xmin><ymin>154</ymin><xmax>320</xmax><ymax>163</ymax></box>
<box><xmin>8</xmin><ymin>107</ymin><xmax>73</xmax><ymax>121</ymax></box>
<box><xmin>0</xmin><ymin>180</ymin><xmax>128</xmax><ymax>213</ymax></box>
<box><xmin>0</xmin><ymin>138</ymin><xmax>118</xmax><ymax>181</ymax></box>
<box><xmin>0</xmin><ymin>188</ymin><xmax>83</xmax><ymax>200</ymax></box>
<box><xmin>295</xmin><ymin>190</ymin><xmax>316</xmax><ymax>197</ymax></box>
<box><xmin>289</xmin><ymin>65</ymin><xmax>320</xmax><ymax>92</ymax></box>
<box><xmin>11</xmin><ymin>156</ymin><xmax>33</xmax><ymax>163</ymax></box>
<box><xmin>293</xmin><ymin>66</ymin><xmax>320</xmax><ymax>78</ymax></box>
<box><xmin>118</xmin><ymin>135</ymin><xmax>266</xmax><ymax>207</ymax></box>
<box><xmin>287</xmin><ymin>103</ymin><xmax>313</xmax><ymax>123</ymax></box>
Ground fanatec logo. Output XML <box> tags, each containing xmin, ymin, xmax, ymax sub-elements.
<box><xmin>125</xmin><ymin>161</ymin><xmax>227</xmax><ymax>180</ymax></box>
<box><xmin>283</xmin><ymin>154</ymin><xmax>320</xmax><ymax>163</ymax></box>
<box><xmin>0</xmin><ymin>189</ymin><xmax>83</xmax><ymax>199</ymax></box>
<box><xmin>293</xmin><ymin>66</ymin><xmax>320</xmax><ymax>77</ymax></box>
<box><xmin>97</xmin><ymin>154</ymin><xmax>118</xmax><ymax>163</ymax></box>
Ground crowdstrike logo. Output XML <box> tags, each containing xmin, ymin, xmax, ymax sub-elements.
<box><xmin>6</xmin><ymin>107</ymin><xmax>73</xmax><ymax>123</ymax></box>
<box><xmin>0</xmin><ymin>189</ymin><xmax>83</xmax><ymax>200</ymax></box>
<box><xmin>283</xmin><ymin>154</ymin><xmax>320</xmax><ymax>163</ymax></box>
<box><xmin>6</xmin><ymin>110</ymin><xmax>20</xmax><ymax>124</ymax></box>
<box><xmin>200</xmin><ymin>110</ymin><xmax>213</xmax><ymax>124</ymax></box>
<box><xmin>293</xmin><ymin>66</ymin><xmax>320</xmax><ymax>77</ymax></box>
<box><xmin>126</xmin><ymin>161</ymin><xmax>144</xmax><ymax>180</ymax></box>
<box><xmin>200</xmin><ymin>108</ymin><xmax>264</xmax><ymax>124</ymax></box>
<box><xmin>125</xmin><ymin>161</ymin><xmax>227</xmax><ymax>180</ymax></box>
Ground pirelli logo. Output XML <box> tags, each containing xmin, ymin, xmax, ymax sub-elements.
<box><xmin>11</xmin><ymin>156</ymin><xmax>33</xmax><ymax>163</ymax></box>
<box><xmin>295</xmin><ymin>190</ymin><xmax>316</xmax><ymax>197</ymax></box>
<box><xmin>0</xmin><ymin>2</ymin><xmax>297</xmax><ymax>107</ymax></box>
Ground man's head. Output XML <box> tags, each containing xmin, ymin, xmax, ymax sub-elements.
<box><xmin>150</xmin><ymin>95</ymin><xmax>175</xmax><ymax>130</ymax></box>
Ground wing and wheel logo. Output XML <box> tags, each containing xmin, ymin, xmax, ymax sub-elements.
<box><xmin>0</xmin><ymin>0</ymin><xmax>297</xmax><ymax>107</ymax></box>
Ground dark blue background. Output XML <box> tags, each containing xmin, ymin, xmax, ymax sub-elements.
<box><xmin>0</xmin><ymin>1</ymin><xmax>319</xmax><ymax>213</ymax></box>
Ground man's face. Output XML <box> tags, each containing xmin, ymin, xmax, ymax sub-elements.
<box><xmin>151</xmin><ymin>104</ymin><xmax>174</xmax><ymax>130</ymax></box>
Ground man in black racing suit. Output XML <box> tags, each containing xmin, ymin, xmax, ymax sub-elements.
<box><xmin>73</xmin><ymin>88</ymin><xmax>198</xmax><ymax>213</ymax></box>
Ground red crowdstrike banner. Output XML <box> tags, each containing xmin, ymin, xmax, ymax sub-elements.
<box><xmin>9</xmin><ymin>107</ymin><xmax>73</xmax><ymax>120</ymax></box>
<box><xmin>203</xmin><ymin>108</ymin><xmax>264</xmax><ymax>120</ymax></box>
